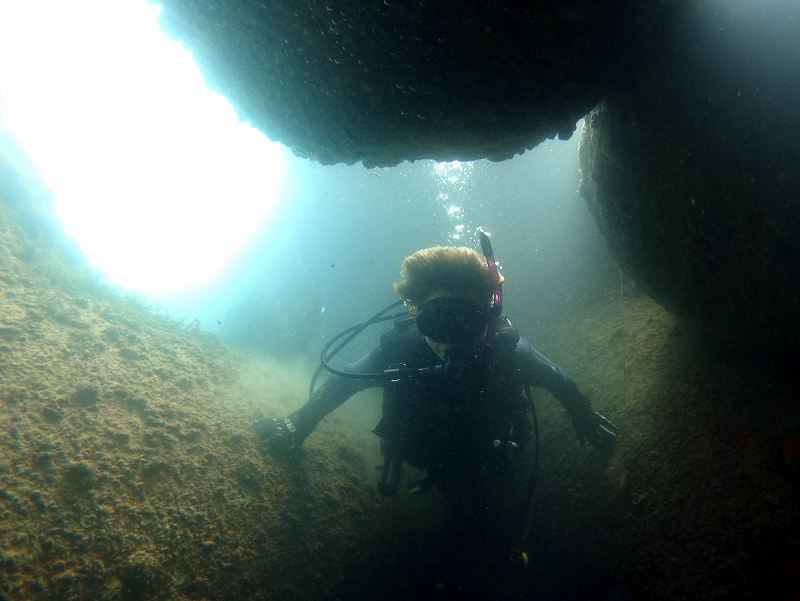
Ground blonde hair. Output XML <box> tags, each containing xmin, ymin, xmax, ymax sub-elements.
<box><xmin>393</xmin><ymin>246</ymin><xmax>504</xmax><ymax>310</ymax></box>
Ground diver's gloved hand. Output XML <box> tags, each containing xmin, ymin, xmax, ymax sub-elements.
<box><xmin>569</xmin><ymin>406</ymin><xmax>618</xmax><ymax>448</ymax></box>
<box><xmin>253</xmin><ymin>416</ymin><xmax>302</xmax><ymax>454</ymax></box>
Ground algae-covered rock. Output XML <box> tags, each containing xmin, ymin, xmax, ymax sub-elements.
<box><xmin>158</xmin><ymin>0</ymin><xmax>664</xmax><ymax>166</ymax></box>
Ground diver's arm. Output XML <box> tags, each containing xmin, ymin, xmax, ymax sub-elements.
<box><xmin>516</xmin><ymin>338</ymin><xmax>617</xmax><ymax>446</ymax></box>
<box><xmin>288</xmin><ymin>350</ymin><xmax>383</xmax><ymax>439</ymax></box>
<box><xmin>516</xmin><ymin>338</ymin><xmax>589</xmax><ymax>412</ymax></box>
<box><xmin>254</xmin><ymin>346</ymin><xmax>385</xmax><ymax>451</ymax></box>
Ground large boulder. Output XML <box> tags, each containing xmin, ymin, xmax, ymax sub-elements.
<box><xmin>158</xmin><ymin>0</ymin><xmax>664</xmax><ymax>166</ymax></box>
<box><xmin>579</xmin><ymin>0</ymin><xmax>800</xmax><ymax>352</ymax></box>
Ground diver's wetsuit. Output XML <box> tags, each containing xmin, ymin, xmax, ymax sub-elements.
<box><xmin>277</xmin><ymin>317</ymin><xmax>597</xmax><ymax>595</ymax></box>
<box><xmin>290</xmin><ymin>317</ymin><xmax>590</xmax><ymax>444</ymax></box>
<box><xmin>288</xmin><ymin>317</ymin><xmax>592</xmax><ymax>590</ymax></box>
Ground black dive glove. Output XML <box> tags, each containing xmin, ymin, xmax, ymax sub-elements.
<box><xmin>253</xmin><ymin>417</ymin><xmax>302</xmax><ymax>454</ymax></box>
<box><xmin>568</xmin><ymin>405</ymin><xmax>618</xmax><ymax>448</ymax></box>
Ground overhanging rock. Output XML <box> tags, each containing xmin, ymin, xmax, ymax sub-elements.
<box><xmin>158</xmin><ymin>0</ymin><xmax>664</xmax><ymax>166</ymax></box>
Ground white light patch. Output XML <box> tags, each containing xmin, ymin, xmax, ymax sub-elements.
<box><xmin>0</xmin><ymin>1</ymin><xmax>287</xmax><ymax>295</ymax></box>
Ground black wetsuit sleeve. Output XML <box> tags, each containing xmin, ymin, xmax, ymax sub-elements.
<box><xmin>515</xmin><ymin>338</ymin><xmax>591</xmax><ymax>415</ymax></box>
<box><xmin>287</xmin><ymin>346</ymin><xmax>386</xmax><ymax>440</ymax></box>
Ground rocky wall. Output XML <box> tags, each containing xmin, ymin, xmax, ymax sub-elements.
<box><xmin>579</xmin><ymin>0</ymin><xmax>800</xmax><ymax>351</ymax></box>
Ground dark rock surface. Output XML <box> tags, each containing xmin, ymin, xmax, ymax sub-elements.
<box><xmin>580</xmin><ymin>0</ymin><xmax>800</xmax><ymax>352</ymax></box>
<box><xmin>158</xmin><ymin>0</ymin><xmax>664</xmax><ymax>166</ymax></box>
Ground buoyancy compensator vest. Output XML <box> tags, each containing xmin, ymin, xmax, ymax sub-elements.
<box><xmin>373</xmin><ymin>315</ymin><xmax>533</xmax><ymax>496</ymax></box>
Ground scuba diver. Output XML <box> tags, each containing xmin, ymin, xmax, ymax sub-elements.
<box><xmin>254</xmin><ymin>232</ymin><xmax>617</xmax><ymax>598</ymax></box>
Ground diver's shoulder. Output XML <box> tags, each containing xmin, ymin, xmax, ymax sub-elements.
<box><xmin>497</xmin><ymin>316</ymin><xmax>537</xmax><ymax>357</ymax></box>
<box><xmin>379</xmin><ymin>317</ymin><xmax>426</xmax><ymax>357</ymax></box>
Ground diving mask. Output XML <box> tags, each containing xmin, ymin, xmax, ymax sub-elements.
<box><xmin>415</xmin><ymin>297</ymin><xmax>489</xmax><ymax>344</ymax></box>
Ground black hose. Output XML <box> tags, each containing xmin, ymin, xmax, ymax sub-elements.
<box><xmin>308</xmin><ymin>300</ymin><xmax>405</xmax><ymax>396</ymax></box>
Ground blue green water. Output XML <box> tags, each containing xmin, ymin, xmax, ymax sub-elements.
<box><xmin>164</xmin><ymin>131</ymin><xmax>617</xmax><ymax>364</ymax></box>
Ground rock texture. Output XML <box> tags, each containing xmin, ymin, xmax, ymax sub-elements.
<box><xmin>158</xmin><ymin>0</ymin><xmax>664</xmax><ymax>166</ymax></box>
<box><xmin>522</xmin><ymin>290</ymin><xmax>800</xmax><ymax>601</ymax></box>
<box><xmin>579</xmin><ymin>0</ymin><xmax>800</xmax><ymax>352</ymax></box>
<box><xmin>0</xmin><ymin>188</ymin><xmax>404</xmax><ymax>601</ymax></box>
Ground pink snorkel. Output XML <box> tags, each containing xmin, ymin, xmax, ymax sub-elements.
<box><xmin>477</xmin><ymin>228</ymin><xmax>503</xmax><ymax>347</ymax></box>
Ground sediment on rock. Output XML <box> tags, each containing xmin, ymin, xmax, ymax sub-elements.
<box><xmin>579</xmin><ymin>0</ymin><xmax>800</xmax><ymax>352</ymax></box>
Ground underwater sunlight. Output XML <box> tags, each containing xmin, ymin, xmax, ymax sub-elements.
<box><xmin>0</xmin><ymin>0</ymin><xmax>287</xmax><ymax>295</ymax></box>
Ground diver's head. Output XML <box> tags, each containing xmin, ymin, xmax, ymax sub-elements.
<box><xmin>393</xmin><ymin>246</ymin><xmax>504</xmax><ymax>361</ymax></box>
<box><xmin>415</xmin><ymin>292</ymin><xmax>488</xmax><ymax>361</ymax></box>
